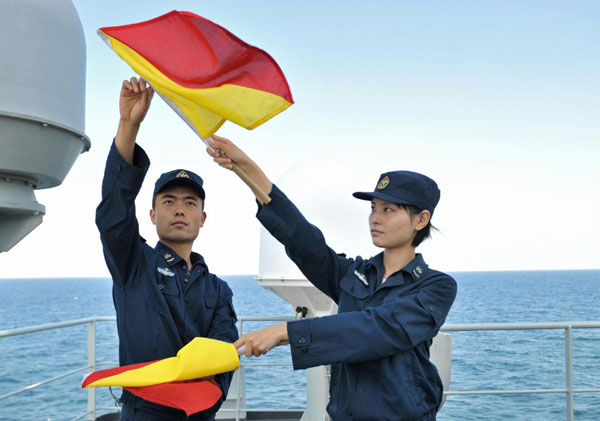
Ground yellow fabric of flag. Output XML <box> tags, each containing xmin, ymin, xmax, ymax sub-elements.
<box><xmin>83</xmin><ymin>337</ymin><xmax>239</xmax><ymax>387</ymax></box>
<box><xmin>98</xmin><ymin>11</ymin><xmax>294</xmax><ymax>139</ymax></box>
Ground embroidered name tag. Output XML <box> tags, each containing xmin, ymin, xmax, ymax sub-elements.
<box><xmin>354</xmin><ymin>270</ymin><xmax>369</xmax><ymax>286</ymax></box>
<box><xmin>157</xmin><ymin>267</ymin><xmax>175</xmax><ymax>277</ymax></box>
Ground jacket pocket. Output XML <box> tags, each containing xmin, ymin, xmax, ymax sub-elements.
<box><xmin>199</xmin><ymin>293</ymin><xmax>219</xmax><ymax>334</ymax></box>
<box><xmin>205</xmin><ymin>293</ymin><xmax>218</xmax><ymax>308</ymax></box>
<box><xmin>340</xmin><ymin>274</ymin><xmax>370</xmax><ymax>299</ymax></box>
<box><xmin>339</xmin><ymin>273</ymin><xmax>370</xmax><ymax>311</ymax></box>
<box><xmin>158</xmin><ymin>275</ymin><xmax>179</xmax><ymax>296</ymax></box>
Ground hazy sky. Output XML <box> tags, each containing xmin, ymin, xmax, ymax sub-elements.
<box><xmin>2</xmin><ymin>1</ymin><xmax>599</xmax><ymax>278</ymax></box>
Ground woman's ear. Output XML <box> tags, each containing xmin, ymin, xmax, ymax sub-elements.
<box><xmin>415</xmin><ymin>210</ymin><xmax>431</xmax><ymax>231</ymax></box>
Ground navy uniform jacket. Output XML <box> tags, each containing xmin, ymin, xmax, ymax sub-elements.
<box><xmin>96</xmin><ymin>142</ymin><xmax>239</xmax><ymax>419</ymax></box>
<box><xmin>257</xmin><ymin>185</ymin><xmax>457</xmax><ymax>421</ymax></box>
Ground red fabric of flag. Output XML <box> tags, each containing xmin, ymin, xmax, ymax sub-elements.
<box><xmin>101</xmin><ymin>11</ymin><xmax>292</xmax><ymax>101</ymax></box>
<box><xmin>99</xmin><ymin>11</ymin><xmax>293</xmax><ymax>138</ymax></box>
<box><xmin>124</xmin><ymin>379</ymin><xmax>223</xmax><ymax>416</ymax></box>
<box><xmin>82</xmin><ymin>360</ymin><xmax>156</xmax><ymax>388</ymax></box>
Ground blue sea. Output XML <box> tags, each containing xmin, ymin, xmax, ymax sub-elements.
<box><xmin>1</xmin><ymin>270</ymin><xmax>599</xmax><ymax>420</ymax></box>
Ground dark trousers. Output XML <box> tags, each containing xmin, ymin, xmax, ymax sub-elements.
<box><xmin>120</xmin><ymin>405</ymin><xmax>215</xmax><ymax>421</ymax></box>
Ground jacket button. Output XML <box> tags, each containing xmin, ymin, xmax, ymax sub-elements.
<box><xmin>159</xmin><ymin>284</ymin><xmax>164</xmax><ymax>290</ymax></box>
<box><xmin>298</xmin><ymin>337</ymin><xmax>306</xmax><ymax>344</ymax></box>
<box><xmin>429</xmin><ymin>305</ymin><xmax>435</xmax><ymax>312</ymax></box>
<box><xmin>302</xmin><ymin>347</ymin><xmax>308</xmax><ymax>353</ymax></box>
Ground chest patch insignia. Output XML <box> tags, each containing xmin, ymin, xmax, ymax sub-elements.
<box><xmin>354</xmin><ymin>270</ymin><xmax>369</xmax><ymax>286</ymax></box>
<box><xmin>157</xmin><ymin>267</ymin><xmax>175</xmax><ymax>277</ymax></box>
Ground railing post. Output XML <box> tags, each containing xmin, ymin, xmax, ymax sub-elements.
<box><xmin>565</xmin><ymin>326</ymin><xmax>574</xmax><ymax>421</ymax></box>
<box><xmin>87</xmin><ymin>320</ymin><xmax>96</xmax><ymax>421</ymax></box>
<box><xmin>236</xmin><ymin>318</ymin><xmax>243</xmax><ymax>421</ymax></box>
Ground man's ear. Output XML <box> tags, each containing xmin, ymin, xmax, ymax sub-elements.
<box><xmin>150</xmin><ymin>208</ymin><xmax>156</xmax><ymax>225</ymax></box>
<box><xmin>199</xmin><ymin>211</ymin><xmax>207</xmax><ymax>228</ymax></box>
<box><xmin>415</xmin><ymin>210</ymin><xmax>431</xmax><ymax>231</ymax></box>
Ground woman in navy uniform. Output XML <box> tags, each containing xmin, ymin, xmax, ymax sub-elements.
<box><xmin>207</xmin><ymin>136</ymin><xmax>457</xmax><ymax>421</ymax></box>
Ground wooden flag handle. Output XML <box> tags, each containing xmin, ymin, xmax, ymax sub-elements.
<box><xmin>232</xmin><ymin>162</ymin><xmax>271</xmax><ymax>205</ymax></box>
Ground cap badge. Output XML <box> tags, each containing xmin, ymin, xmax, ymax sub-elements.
<box><xmin>377</xmin><ymin>176</ymin><xmax>390</xmax><ymax>190</ymax></box>
<box><xmin>176</xmin><ymin>171</ymin><xmax>189</xmax><ymax>178</ymax></box>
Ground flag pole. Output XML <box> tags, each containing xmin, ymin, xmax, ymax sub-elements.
<box><xmin>231</xmin><ymin>162</ymin><xmax>272</xmax><ymax>205</ymax></box>
<box><xmin>205</xmin><ymin>137</ymin><xmax>271</xmax><ymax>204</ymax></box>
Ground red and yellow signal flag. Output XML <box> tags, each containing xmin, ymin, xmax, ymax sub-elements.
<box><xmin>98</xmin><ymin>10</ymin><xmax>294</xmax><ymax>139</ymax></box>
<box><xmin>126</xmin><ymin>380</ymin><xmax>222</xmax><ymax>416</ymax></box>
<box><xmin>82</xmin><ymin>337</ymin><xmax>239</xmax><ymax>415</ymax></box>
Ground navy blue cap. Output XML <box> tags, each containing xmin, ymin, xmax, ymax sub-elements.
<box><xmin>353</xmin><ymin>171</ymin><xmax>440</xmax><ymax>214</ymax></box>
<box><xmin>153</xmin><ymin>169</ymin><xmax>205</xmax><ymax>200</ymax></box>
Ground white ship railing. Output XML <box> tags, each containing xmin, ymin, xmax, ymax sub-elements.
<box><xmin>1</xmin><ymin>317</ymin><xmax>599</xmax><ymax>421</ymax></box>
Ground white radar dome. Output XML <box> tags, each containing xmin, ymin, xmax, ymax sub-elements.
<box><xmin>258</xmin><ymin>160</ymin><xmax>378</xmax><ymax>317</ymax></box>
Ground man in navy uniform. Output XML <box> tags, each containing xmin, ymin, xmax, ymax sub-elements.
<box><xmin>96</xmin><ymin>77</ymin><xmax>238</xmax><ymax>420</ymax></box>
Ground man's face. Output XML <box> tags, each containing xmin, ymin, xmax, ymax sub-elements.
<box><xmin>150</xmin><ymin>185</ymin><xmax>206</xmax><ymax>245</ymax></box>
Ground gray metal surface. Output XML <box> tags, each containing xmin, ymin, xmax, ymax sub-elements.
<box><xmin>0</xmin><ymin>0</ymin><xmax>90</xmax><ymax>252</ymax></box>
<box><xmin>0</xmin><ymin>0</ymin><xmax>87</xmax><ymax>133</ymax></box>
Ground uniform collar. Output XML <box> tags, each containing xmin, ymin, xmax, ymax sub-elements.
<box><xmin>155</xmin><ymin>242</ymin><xmax>207</xmax><ymax>271</ymax></box>
<box><xmin>155</xmin><ymin>242</ymin><xmax>183</xmax><ymax>266</ymax></box>
<box><xmin>403</xmin><ymin>253</ymin><xmax>429</xmax><ymax>281</ymax></box>
<box><xmin>191</xmin><ymin>252</ymin><xmax>208</xmax><ymax>273</ymax></box>
<box><xmin>367</xmin><ymin>252</ymin><xmax>429</xmax><ymax>282</ymax></box>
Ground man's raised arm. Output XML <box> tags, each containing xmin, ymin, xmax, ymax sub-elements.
<box><xmin>115</xmin><ymin>77</ymin><xmax>154</xmax><ymax>163</ymax></box>
<box><xmin>95</xmin><ymin>78</ymin><xmax>154</xmax><ymax>286</ymax></box>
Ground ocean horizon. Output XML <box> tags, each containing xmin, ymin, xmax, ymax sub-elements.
<box><xmin>1</xmin><ymin>270</ymin><xmax>599</xmax><ymax>420</ymax></box>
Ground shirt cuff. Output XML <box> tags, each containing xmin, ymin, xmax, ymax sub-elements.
<box><xmin>287</xmin><ymin>319</ymin><xmax>313</xmax><ymax>369</ymax></box>
<box><xmin>106</xmin><ymin>140</ymin><xmax>150</xmax><ymax>189</ymax></box>
<box><xmin>255</xmin><ymin>184</ymin><xmax>289</xmax><ymax>235</ymax></box>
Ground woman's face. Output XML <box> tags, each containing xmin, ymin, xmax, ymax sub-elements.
<box><xmin>369</xmin><ymin>198</ymin><xmax>428</xmax><ymax>250</ymax></box>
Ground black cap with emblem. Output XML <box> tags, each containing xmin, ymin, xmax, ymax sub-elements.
<box><xmin>153</xmin><ymin>169</ymin><xmax>206</xmax><ymax>201</ymax></box>
<box><xmin>352</xmin><ymin>171</ymin><xmax>440</xmax><ymax>214</ymax></box>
